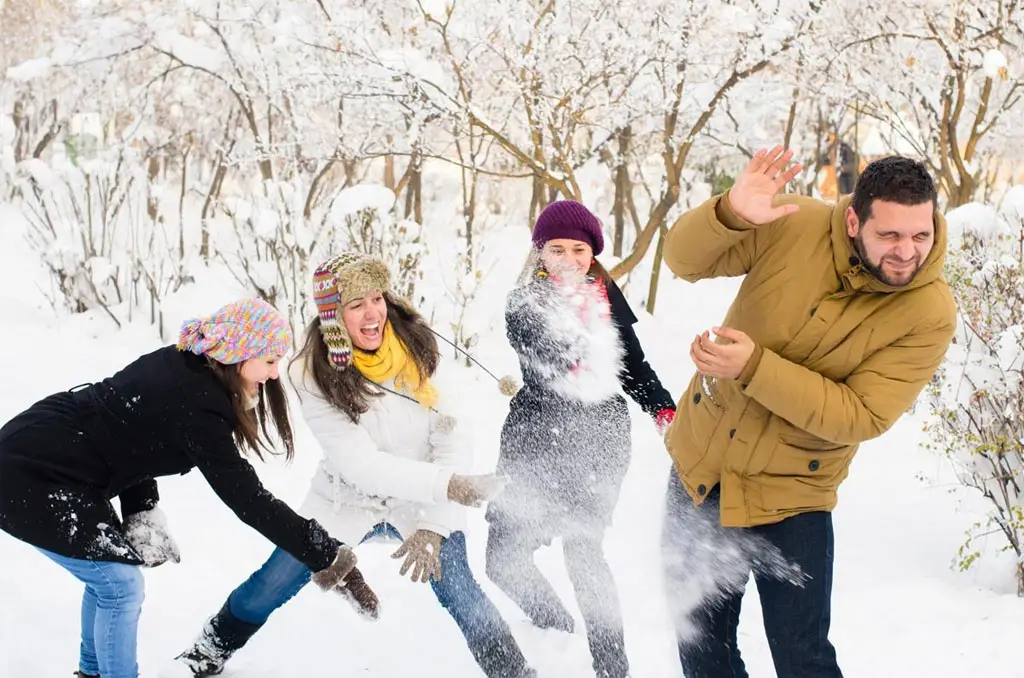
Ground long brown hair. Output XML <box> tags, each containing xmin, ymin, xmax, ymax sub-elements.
<box><xmin>293</xmin><ymin>294</ymin><xmax>440</xmax><ymax>423</ymax></box>
<box><xmin>206</xmin><ymin>360</ymin><xmax>295</xmax><ymax>462</ymax></box>
<box><xmin>587</xmin><ymin>258</ymin><xmax>613</xmax><ymax>285</ymax></box>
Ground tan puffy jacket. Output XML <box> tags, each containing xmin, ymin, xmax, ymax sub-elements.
<box><xmin>663</xmin><ymin>192</ymin><xmax>957</xmax><ymax>527</ymax></box>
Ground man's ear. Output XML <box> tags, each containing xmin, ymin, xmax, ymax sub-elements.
<box><xmin>846</xmin><ymin>206</ymin><xmax>859</xmax><ymax>238</ymax></box>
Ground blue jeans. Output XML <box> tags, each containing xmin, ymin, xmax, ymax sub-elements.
<box><xmin>661</xmin><ymin>471</ymin><xmax>842</xmax><ymax>678</ymax></box>
<box><xmin>37</xmin><ymin>547</ymin><xmax>145</xmax><ymax>678</ymax></box>
<box><xmin>227</xmin><ymin>525</ymin><xmax>527</xmax><ymax>676</ymax></box>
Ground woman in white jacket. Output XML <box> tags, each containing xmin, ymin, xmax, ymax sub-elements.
<box><xmin>174</xmin><ymin>252</ymin><xmax>533</xmax><ymax>678</ymax></box>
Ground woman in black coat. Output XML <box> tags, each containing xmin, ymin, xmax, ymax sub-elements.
<box><xmin>485</xmin><ymin>201</ymin><xmax>676</xmax><ymax>678</ymax></box>
<box><xmin>0</xmin><ymin>298</ymin><xmax>373</xmax><ymax>678</ymax></box>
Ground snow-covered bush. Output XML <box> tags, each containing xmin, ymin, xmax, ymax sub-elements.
<box><xmin>329</xmin><ymin>183</ymin><xmax>425</xmax><ymax>306</ymax></box>
<box><xmin>216</xmin><ymin>180</ymin><xmax>424</xmax><ymax>337</ymax></box>
<box><xmin>924</xmin><ymin>189</ymin><xmax>1024</xmax><ymax>594</ymax></box>
<box><xmin>14</xmin><ymin>149</ymin><xmax>190</xmax><ymax>335</ymax></box>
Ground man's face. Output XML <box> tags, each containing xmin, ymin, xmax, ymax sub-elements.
<box><xmin>846</xmin><ymin>200</ymin><xmax>935</xmax><ymax>287</ymax></box>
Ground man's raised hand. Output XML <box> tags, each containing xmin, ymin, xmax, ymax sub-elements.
<box><xmin>728</xmin><ymin>145</ymin><xmax>803</xmax><ymax>225</ymax></box>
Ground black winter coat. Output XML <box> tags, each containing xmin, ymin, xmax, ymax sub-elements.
<box><xmin>488</xmin><ymin>273</ymin><xmax>674</xmax><ymax>535</ymax></box>
<box><xmin>0</xmin><ymin>345</ymin><xmax>337</xmax><ymax>570</ymax></box>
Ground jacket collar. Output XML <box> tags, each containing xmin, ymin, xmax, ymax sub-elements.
<box><xmin>830</xmin><ymin>194</ymin><xmax>948</xmax><ymax>294</ymax></box>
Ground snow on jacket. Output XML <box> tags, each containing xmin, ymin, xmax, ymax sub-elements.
<box><xmin>288</xmin><ymin>355</ymin><xmax>470</xmax><ymax>546</ymax></box>
<box><xmin>0</xmin><ymin>345</ymin><xmax>338</xmax><ymax>570</ymax></box>
<box><xmin>487</xmin><ymin>273</ymin><xmax>675</xmax><ymax>532</ymax></box>
<box><xmin>663</xmin><ymin>192</ymin><xmax>957</xmax><ymax>528</ymax></box>
<box><xmin>509</xmin><ymin>272</ymin><xmax>676</xmax><ymax>415</ymax></box>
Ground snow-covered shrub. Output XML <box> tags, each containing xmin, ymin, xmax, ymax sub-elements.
<box><xmin>329</xmin><ymin>183</ymin><xmax>425</xmax><ymax>305</ymax></box>
<box><xmin>924</xmin><ymin>189</ymin><xmax>1024</xmax><ymax>594</ymax></box>
<box><xmin>14</xmin><ymin>149</ymin><xmax>190</xmax><ymax>334</ymax></box>
<box><xmin>216</xmin><ymin>180</ymin><xmax>423</xmax><ymax>337</ymax></box>
<box><xmin>441</xmin><ymin>235</ymin><xmax>490</xmax><ymax>368</ymax></box>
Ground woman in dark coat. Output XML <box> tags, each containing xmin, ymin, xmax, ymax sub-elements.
<box><xmin>0</xmin><ymin>298</ymin><xmax>374</xmax><ymax>678</ymax></box>
<box><xmin>484</xmin><ymin>200</ymin><xmax>676</xmax><ymax>678</ymax></box>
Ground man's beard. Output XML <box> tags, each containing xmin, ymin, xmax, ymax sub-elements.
<box><xmin>853</xmin><ymin>233</ymin><xmax>921</xmax><ymax>287</ymax></box>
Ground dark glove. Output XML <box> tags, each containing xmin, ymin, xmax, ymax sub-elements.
<box><xmin>311</xmin><ymin>545</ymin><xmax>357</xmax><ymax>590</ymax></box>
<box><xmin>123</xmin><ymin>507</ymin><xmax>181</xmax><ymax>567</ymax></box>
<box><xmin>391</xmin><ymin>529</ymin><xmax>443</xmax><ymax>583</ymax></box>
<box><xmin>335</xmin><ymin>566</ymin><xmax>380</xmax><ymax>620</ymax></box>
<box><xmin>446</xmin><ymin>473</ymin><xmax>509</xmax><ymax>508</ymax></box>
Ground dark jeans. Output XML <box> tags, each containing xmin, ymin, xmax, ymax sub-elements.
<box><xmin>661</xmin><ymin>470</ymin><xmax>842</xmax><ymax>678</ymax></box>
<box><xmin>485</xmin><ymin>518</ymin><xmax>628</xmax><ymax>678</ymax></box>
<box><xmin>228</xmin><ymin>525</ymin><xmax>528</xmax><ymax>677</ymax></box>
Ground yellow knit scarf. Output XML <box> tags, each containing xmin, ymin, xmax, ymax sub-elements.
<box><xmin>353</xmin><ymin>320</ymin><xmax>439</xmax><ymax>409</ymax></box>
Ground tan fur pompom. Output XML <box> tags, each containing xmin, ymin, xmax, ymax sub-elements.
<box><xmin>498</xmin><ymin>375</ymin><xmax>520</xmax><ymax>397</ymax></box>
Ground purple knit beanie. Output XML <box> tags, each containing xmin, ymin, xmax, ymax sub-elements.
<box><xmin>531</xmin><ymin>200</ymin><xmax>604</xmax><ymax>255</ymax></box>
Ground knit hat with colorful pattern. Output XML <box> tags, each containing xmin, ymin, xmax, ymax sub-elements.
<box><xmin>312</xmin><ymin>251</ymin><xmax>417</xmax><ymax>371</ymax></box>
<box><xmin>176</xmin><ymin>298</ymin><xmax>293</xmax><ymax>365</ymax></box>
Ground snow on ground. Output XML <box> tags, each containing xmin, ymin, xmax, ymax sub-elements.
<box><xmin>0</xmin><ymin>201</ymin><xmax>1022</xmax><ymax>677</ymax></box>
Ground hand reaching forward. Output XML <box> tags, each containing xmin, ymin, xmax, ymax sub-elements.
<box><xmin>447</xmin><ymin>473</ymin><xmax>509</xmax><ymax>508</ymax></box>
<box><xmin>391</xmin><ymin>529</ymin><xmax>444</xmax><ymax>583</ymax></box>
<box><xmin>690</xmin><ymin>327</ymin><xmax>756</xmax><ymax>380</ymax></box>
<box><xmin>729</xmin><ymin>145</ymin><xmax>803</xmax><ymax>225</ymax></box>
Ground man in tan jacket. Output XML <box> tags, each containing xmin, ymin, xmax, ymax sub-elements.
<box><xmin>660</xmin><ymin>145</ymin><xmax>957</xmax><ymax>677</ymax></box>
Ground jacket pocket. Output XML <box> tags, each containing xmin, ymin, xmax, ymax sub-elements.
<box><xmin>761</xmin><ymin>436</ymin><xmax>853</xmax><ymax>484</ymax></box>
<box><xmin>754</xmin><ymin>438</ymin><xmax>855</xmax><ymax>515</ymax></box>
<box><xmin>667</xmin><ymin>378</ymin><xmax>724</xmax><ymax>474</ymax></box>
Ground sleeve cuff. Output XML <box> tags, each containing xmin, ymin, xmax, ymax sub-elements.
<box><xmin>738</xmin><ymin>343</ymin><xmax>764</xmax><ymax>386</ymax></box>
<box><xmin>715</xmin><ymin>191</ymin><xmax>760</xmax><ymax>232</ymax></box>
<box><xmin>432</xmin><ymin>468</ymin><xmax>455</xmax><ymax>504</ymax></box>
<box><xmin>415</xmin><ymin>522</ymin><xmax>454</xmax><ymax>539</ymax></box>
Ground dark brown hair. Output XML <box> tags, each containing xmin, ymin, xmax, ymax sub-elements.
<box><xmin>851</xmin><ymin>156</ymin><xmax>936</xmax><ymax>224</ymax></box>
<box><xmin>587</xmin><ymin>258</ymin><xmax>613</xmax><ymax>285</ymax></box>
<box><xmin>293</xmin><ymin>294</ymin><xmax>439</xmax><ymax>423</ymax></box>
<box><xmin>206</xmin><ymin>360</ymin><xmax>295</xmax><ymax>462</ymax></box>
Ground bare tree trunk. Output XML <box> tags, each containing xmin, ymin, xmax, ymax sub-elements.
<box><xmin>12</xmin><ymin>99</ymin><xmax>29</xmax><ymax>162</ymax></box>
<box><xmin>852</xmin><ymin>98</ymin><xmax>861</xmax><ymax>188</ymax></box>
<box><xmin>783</xmin><ymin>87</ymin><xmax>799</xmax><ymax>149</ymax></box>
<box><xmin>147</xmin><ymin>155</ymin><xmax>161</xmax><ymax>223</ymax></box>
<box><xmin>646</xmin><ymin>220</ymin><xmax>668</xmax><ymax>315</ymax></box>
<box><xmin>465</xmin><ymin>172</ymin><xmax>478</xmax><ymax>274</ymax></box>
<box><xmin>384</xmin><ymin>134</ymin><xmax>396</xmax><ymax>190</ymax></box>
<box><xmin>528</xmin><ymin>123</ymin><xmax>548</xmax><ymax>228</ymax></box>
<box><xmin>303</xmin><ymin>158</ymin><xmax>337</xmax><ymax>220</ymax></box>
<box><xmin>612</xmin><ymin>126</ymin><xmax>632</xmax><ymax>257</ymax></box>
<box><xmin>32</xmin><ymin>100</ymin><xmax>61</xmax><ymax>160</ymax></box>
<box><xmin>805</xmin><ymin>106</ymin><xmax>826</xmax><ymax>196</ymax></box>
<box><xmin>178</xmin><ymin>146</ymin><xmax>190</xmax><ymax>259</ymax></box>
<box><xmin>385</xmin><ymin>155</ymin><xmax>396</xmax><ymax>190</ymax></box>
<box><xmin>404</xmin><ymin>144</ymin><xmax>423</xmax><ymax>223</ymax></box>
<box><xmin>200</xmin><ymin>151</ymin><xmax>230</xmax><ymax>260</ymax></box>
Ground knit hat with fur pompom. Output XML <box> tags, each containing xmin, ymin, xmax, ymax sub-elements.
<box><xmin>311</xmin><ymin>252</ymin><xmax>416</xmax><ymax>371</ymax></box>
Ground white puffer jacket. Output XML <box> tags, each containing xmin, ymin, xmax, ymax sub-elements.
<box><xmin>288</xmin><ymin>356</ymin><xmax>470</xmax><ymax>546</ymax></box>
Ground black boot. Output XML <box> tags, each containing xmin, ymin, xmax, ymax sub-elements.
<box><xmin>73</xmin><ymin>672</ymin><xmax>100</xmax><ymax>678</ymax></box>
<box><xmin>174</xmin><ymin>601</ymin><xmax>263</xmax><ymax>677</ymax></box>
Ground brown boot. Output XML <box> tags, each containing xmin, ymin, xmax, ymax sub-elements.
<box><xmin>336</xmin><ymin>566</ymin><xmax>379</xmax><ymax>620</ymax></box>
